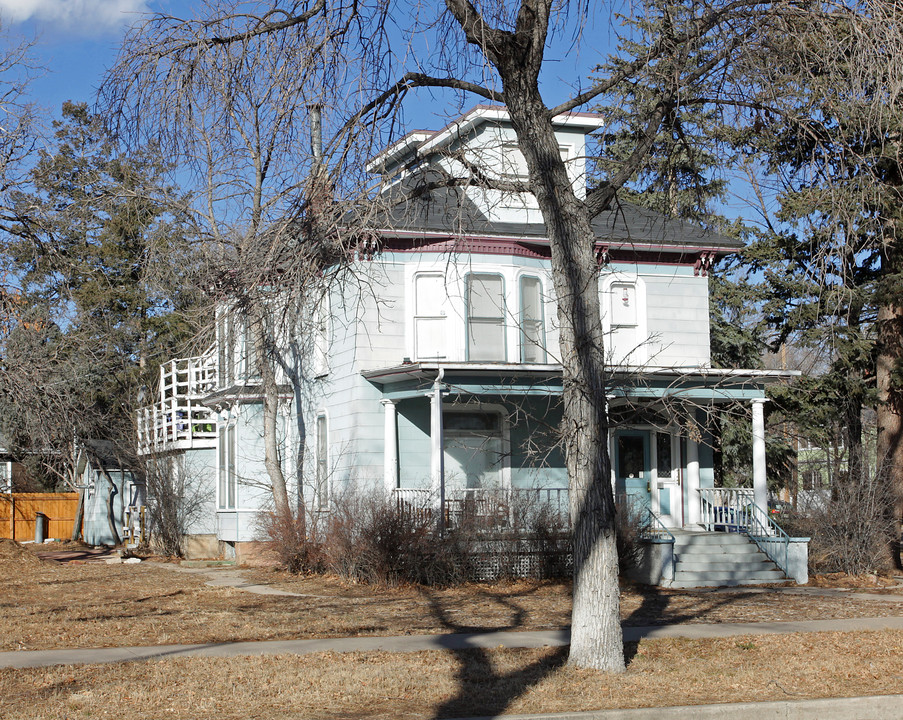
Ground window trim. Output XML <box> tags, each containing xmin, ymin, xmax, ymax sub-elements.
<box><xmin>315</xmin><ymin>411</ymin><xmax>330</xmax><ymax>511</ymax></box>
<box><xmin>600</xmin><ymin>273</ymin><xmax>648</xmax><ymax>365</ymax></box>
<box><xmin>413</xmin><ymin>271</ymin><xmax>448</xmax><ymax>361</ymax></box>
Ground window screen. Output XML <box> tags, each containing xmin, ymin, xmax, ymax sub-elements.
<box><xmin>414</xmin><ymin>274</ymin><xmax>447</xmax><ymax>359</ymax></box>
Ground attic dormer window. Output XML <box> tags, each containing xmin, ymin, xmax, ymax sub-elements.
<box><xmin>499</xmin><ymin>143</ymin><xmax>571</xmax><ymax>179</ymax></box>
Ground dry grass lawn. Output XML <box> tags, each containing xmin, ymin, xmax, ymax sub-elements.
<box><xmin>2</xmin><ymin>631</ymin><xmax>902</xmax><ymax>719</ymax></box>
<box><xmin>3</xmin><ymin>540</ymin><xmax>903</xmax><ymax>717</ymax></box>
<box><xmin>2</xmin><ymin>539</ymin><xmax>902</xmax><ymax>653</ymax></box>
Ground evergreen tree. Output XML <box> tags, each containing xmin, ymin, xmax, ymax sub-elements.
<box><xmin>737</xmin><ymin>16</ymin><xmax>902</xmax><ymax>565</ymax></box>
<box><xmin>0</xmin><ymin>102</ymin><xmax>200</xmax><ymax>487</ymax></box>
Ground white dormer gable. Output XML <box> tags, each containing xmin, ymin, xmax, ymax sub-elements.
<box><xmin>369</xmin><ymin>105</ymin><xmax>604</xmax><ymax>224</ymax></box>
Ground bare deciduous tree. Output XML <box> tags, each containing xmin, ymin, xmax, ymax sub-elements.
<box><xmin>103</xmin><ymin>0</ymin><xmax>385</xmax><ymax>524</ymax></box>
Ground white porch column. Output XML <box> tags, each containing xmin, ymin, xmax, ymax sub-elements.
<box><xmin>752</xmin><ymin>398</ymin><xmax>768</xmax><ymax>512</ymax></box>
<box><xmin>429</xmin><ymin>372</ymin><xmax>445</xmax><ymax>524</ymax></box>
<box><xmin>686</xmin><ymin>435</ymin><xmax>701</xmax><ymax>526</ymax></box>
<box><xmin>381</xmin><ymin>399</ymin><xmax>398</xmax><ymax>494</ymax></box>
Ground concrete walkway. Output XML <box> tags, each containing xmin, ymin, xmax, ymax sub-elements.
<box><xmin>164</xmin><ymin>562</ymin><xmax>903</xmax><ymax>602</ymax></box>
<box><xmin>3</xmin><ymin>615</ymin><xmax>903</xmax><ymax>670</ymax></box>
<box><xmin>452</xmin><ymin>694</ymin><xmax>903</xmax><ymax>720</ymax></box>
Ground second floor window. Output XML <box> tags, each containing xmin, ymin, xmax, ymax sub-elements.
<box><xmin>466</xmin><ymin>273</ymin><xmax>506</xmax><ymax>361</ymax></box>
<box><xmin>520</xmin><ymin>275</ymin><xmax>545</xmax><ymax>363</ymax></box>
<box><xmin>414</xmin><ymin>273</ymin><xmax>447</xmax><ymax>360</ymax></box>
<box><xmin>610</xmin><ymin>282</ymin><xmax>637</xmax><ymax>328</ymax></box>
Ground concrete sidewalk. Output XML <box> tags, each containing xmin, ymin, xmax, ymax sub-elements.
<box><xmin>452</xmin><ymin>694</ymin><xmax>903</xmax><ymax>720</ymax></box>
<box><xmin>2</xmin><ymin>615</ymin><xmax>903</xmax><ymax>669</ymax></box>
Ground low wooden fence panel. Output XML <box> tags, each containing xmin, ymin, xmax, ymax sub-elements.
<box><xmin>0</xmin><ymin>493</ymin><xmax>79</xmax><ymax>541</ymax></box>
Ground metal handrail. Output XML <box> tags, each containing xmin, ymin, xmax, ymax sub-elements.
<box><xmin>740</xmin><ymin>502</ymin><xmax>790</xmax><ymax>577</ymax></box>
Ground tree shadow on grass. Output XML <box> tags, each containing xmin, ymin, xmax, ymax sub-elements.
<box><xmin>621</xmin><ymin>580</ymin><xmax>771</xmax><ymax>665</ymax></box>
<box><xmin>422</xmin><ymin>584</ymin><xmax>569</xmax><ymax>719</ymax></box>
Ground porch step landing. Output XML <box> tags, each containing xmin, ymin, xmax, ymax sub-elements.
<box><xmin>669</xmin><ymin>530</ymin><xmax>788</xmax><ymax>589</ymax></box>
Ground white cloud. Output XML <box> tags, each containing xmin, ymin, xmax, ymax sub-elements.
<box><xmin>0</xmin><ymin>0</ymin><xmax>151</xmax><ymax>32</ymax></box>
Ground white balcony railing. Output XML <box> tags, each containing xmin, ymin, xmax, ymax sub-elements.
<box><xmin>137</xmin><ymin>347</ymin><xmax>218</xmax><ymax>454</ymax></box>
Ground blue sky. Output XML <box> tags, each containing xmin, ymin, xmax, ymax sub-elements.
<box><xmin>0</xmin><ymin>2</ymin><xmax>760</xmax><ymax>224</ymax></box>
<box><xmin>1</xmin><ymin>0</ymin><xmax>188</xmax><ymax>116</ymax></box>
<box><xmin>3</xmin><ymin>1</ymin><xmax>617</xmax><ymax>134</ymax></box>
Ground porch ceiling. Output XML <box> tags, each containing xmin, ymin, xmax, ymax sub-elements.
<box><xmin>361</xmin><ymin>363</ymin><xmax>796</xmax><ymax>402</ymax></box>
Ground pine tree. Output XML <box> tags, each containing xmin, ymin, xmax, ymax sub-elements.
<box><xmin>0</xmin><ymin>102</ymin><xmax>199</xmax><ymax>487</ymax></box>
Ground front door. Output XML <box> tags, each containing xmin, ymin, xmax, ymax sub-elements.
<box><xmin>652</xmin><ymin>431</ymin><xmax>682</xmax><ymax>527</ymax></box>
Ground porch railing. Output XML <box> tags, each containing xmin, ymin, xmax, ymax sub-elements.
<box><xmin>739</xmin><ymin>502</ymin><xmax>791</xmax><ymax>577</ymax></box>
<box><xmin>698</xmin><ymin>487</ymin><xmax>755</xmax><ymax>532</ymax></box>
<box><xmin>698</xmin><ymin>488</ymin><xmax>791</xmax><ymax>578</ymax></box>
<box><xmin>137</xmin><ymin>346</ymin><xmax>218</xmax><ymax>454</ymax></box>
<box><xmin>392</xmin><ymin>487</ymin><xmax>569</xmax><ymax>532</ymax></box>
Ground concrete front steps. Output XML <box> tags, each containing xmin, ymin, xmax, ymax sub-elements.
<box><xmin>670</xmin><ymin>529</ymin><xmax>788</xmax><ymax>588</ymax></box>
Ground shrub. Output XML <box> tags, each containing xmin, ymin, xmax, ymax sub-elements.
<box><xmin>797</xmin><ymin>469</ymin><xmax>897</xmax><ymax>575</ymax></box>
<box><xmin>260</xmin><ymin>488</ymin><xmax>574</xmax><ymax>585</ymax></box>
<box><xmin>257</xmin><ymin>509</ymin><xmax>325</xmax><ymax>574</ymax></box>
<box><xmin>614</xmin><ymin>496</ymin><xmax>654</xmax><ymax>572</ymax></box>
<box><xmin>143</xmin><ymin>456</ymin><xmax>210</xmax><ymax>558</ymax></box>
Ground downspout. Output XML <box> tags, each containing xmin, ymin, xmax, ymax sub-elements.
<box><xmin>431</xmin><ymin>368</ymin><xmax>446</xmax><ymax>534</ymax></box>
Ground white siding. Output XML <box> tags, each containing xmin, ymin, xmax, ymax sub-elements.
<box><xmin>643</xmin><ymin>272</ymin><xmax>711</xmax><ymax>367</ymax></box>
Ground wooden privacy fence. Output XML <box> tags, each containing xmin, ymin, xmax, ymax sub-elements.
<box><xmin>0</xmin><ymin>493</ymin><xmax>79</xmax><ymax>541</ymax></box>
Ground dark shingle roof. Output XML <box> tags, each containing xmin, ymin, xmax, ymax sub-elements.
<box><xmin>369</xmin><ymin>184</ymin><xmax>740</xmax><ymax>252</ymax></box>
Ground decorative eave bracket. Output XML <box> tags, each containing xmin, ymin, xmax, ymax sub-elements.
<box><xmin>694</xmin><ymin>251</ymin><xmax>716</xmax><ymax>277</ymax></box>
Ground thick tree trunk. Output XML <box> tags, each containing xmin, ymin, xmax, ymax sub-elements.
<box><xmin>252</xmin><ymin>306</ymin><xmax>292</xmax><ymax>520</ymax></box>
<box><xmin>876</xmin><ymin>300</ymin><xmax>903</xmax><ymax>569</ymax></box>
<box><xmin>503</xmin><ymin>89</ymin><xmax>624</xmax><ymax>672</ymax></box>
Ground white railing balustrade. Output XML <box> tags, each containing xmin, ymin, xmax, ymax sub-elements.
<box><xmin>697</xmin><ymin>487</ymin><xmax>791</xmax><ymax>577</ymax></box>
<box><xmin>698</xmin><ymin>487</ymin><xmax>755</xmax><ymax>532</ymax></box>
<box><xmin>392</xmin><ymin>486</ymin><xmax>569</xmax><ymax>532</ymax></box>
<box><xmin>137</xmin><ymin>346</ymin><xmax>218</xmax><ymax>454</ymax></box>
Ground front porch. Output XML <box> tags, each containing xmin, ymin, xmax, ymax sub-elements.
<box><xmin>365</xmin><ymin>362</ymin><xmax>788</xmax><ymax>534</ymax></box>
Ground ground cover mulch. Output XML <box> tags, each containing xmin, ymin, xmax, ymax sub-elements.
<box><xmin>1</xmin><ymin>540</ymin><xmax>902</xmax><ymax>653</ymax></box>
<box><xmin>1</xmin><ymin>630</ymin><xmax>901</xmax><ymax>719</ymax></box>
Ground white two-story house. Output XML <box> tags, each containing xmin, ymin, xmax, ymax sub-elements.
<box><xmin>137</xmin><ymin>105</ymin><xmax>801</xmax><ymax>584</ymax></box>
